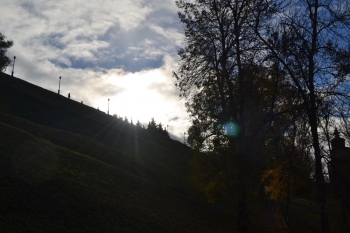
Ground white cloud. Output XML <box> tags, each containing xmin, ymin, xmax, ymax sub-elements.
<box><xmin>0</xmin><ymin>0</ymin><xmax>190</xmax><ymax>139</ymax></box>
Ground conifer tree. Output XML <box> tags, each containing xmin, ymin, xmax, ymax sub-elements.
<box><xmin>157</xmin><ymin>123</ymin><xmax>163</xmax><ymax>133</ymax></box>
<box><xmin>124</xmin><ymin>116</ymin><xmax>129</xmax><ymax>123</ymax></box>
<box><xmin>147</xmin><ymin>118</ymin><xmax>157</xmax><ymax>132</ymax></box>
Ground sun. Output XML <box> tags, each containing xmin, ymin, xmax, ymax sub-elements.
<box><xmin>99</xmin><ymin>70</ymin><xmax>173</xmax><ymax>126</ymax></box>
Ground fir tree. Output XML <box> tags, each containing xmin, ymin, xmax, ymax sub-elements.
<box><xmin>124</xmin><ymin>116</ymin><xmax>129</xmax><ymax>123</ymax></box>
<box><xmin>147</xmin><ymin>118</ymin><xmax>157</xmax><ymax>132</ymax></box>
<box><xmin>158</xmin><ymin>123</ymin><xmax>163</xmax><ymax>133</ymax></box>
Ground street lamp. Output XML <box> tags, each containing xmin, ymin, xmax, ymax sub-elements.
<box><xmin>11</xmin><ymin>56</ymin><xmax>16</xmax><ymax>77</ymax></box>
<box><xmin>58</xmin><ymin>76</ymin><xmax>61</xmax><ymax>94</ymax></box>
<box><xmin>108</xmin><ymin>98</ymin><xmax>110</xmax><ymax>115</ymax></box>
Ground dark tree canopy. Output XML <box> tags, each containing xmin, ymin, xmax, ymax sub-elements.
<box><xmin>0</xmin><ymin>32</ymin><xmax>13</xmax><ymax>72</ymax></box>
<box><xmin>176</xmin><ymin>0</ymin><xmax>350</xmax><ymax>232</ymax></box>
<box><xmin>147</xmin><ymin>118</ymin><xmax>169</xmax><ymax>137</ymax></box>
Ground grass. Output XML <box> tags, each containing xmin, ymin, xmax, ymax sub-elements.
<box><xmin>0</xmin><ymin>72</ymin><xmax>236</xmax><ymax>232</ymax></box>
<box><xmin>286</xmin><ymin>197</ymin><xmax>350</xmax><ymax>233</ymax></box>
<box><xmin>0</xmin><ymin>121</ymin><xmax>236</xmax><ymax>232</ymax></box>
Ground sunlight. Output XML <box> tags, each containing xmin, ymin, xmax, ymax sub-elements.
<box><xmin>92</xmin><ymin>68</ymin><xmax>175</xmax><ymax>127</ymax></box>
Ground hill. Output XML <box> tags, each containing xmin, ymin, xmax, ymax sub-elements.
<box><xmin>0</xmin><ymin>72</ymin><xmax>235</xmax><ymax>232</ymax></box>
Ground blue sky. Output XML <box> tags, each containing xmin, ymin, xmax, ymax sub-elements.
<box><xmin>1</xmin><ymin>0</ymin><xmax>190</xmax><ymax>139</ymax></box>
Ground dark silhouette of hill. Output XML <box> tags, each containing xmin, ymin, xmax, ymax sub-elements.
<box><xmin>0</xmin><ymin>72</ymin><xmax>192</xmax><ymax>186</ymax></box>
<box><xmin>0</xmin><ymin>72</ymin><xmax>235</xmax><ymax>232</ymax></box>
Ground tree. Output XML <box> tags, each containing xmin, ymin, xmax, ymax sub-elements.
<box><xmin>136</xmin><ymin>120</ymin><xmax>142</xmax><ymax>127</ymax></box>
<box><xmin>0</xmin><ymin>32</ymin><xmax>13</xmax><ymax>72</ymax></box>
<box><xmin>146</xmin><ymin>119</ymin><xmax>169</xmax><ymax>137</ymax></box>
<box><xmin>262</xmin><ymin>115</ymin><xmax>315</xmax><ymax>225</ymax></box>
<box><xmin>158</xmin><ymin>122</ymin><xmax>163</xmax><ymax>133</ymax></box>
<box><xmin>253</xmin><ymin>0</ymin><xmax>350</xmax><ymax>232</ymax></box>
<box><xmin>147</xmin><ymin>118</ymin><xmax>157</xmax><ymax>132</ymax></box>
<box><xmin>124</xmin><ymin>116</ymin><xmax>129</xmax><ymax>123</ymax></box>
<box><xmin>175</xmin><ymin>0</ymin><xmax>278</xmax><ymax>230</ymax></box>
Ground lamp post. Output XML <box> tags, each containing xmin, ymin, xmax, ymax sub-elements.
<box><xmin>108</xmin><ymin>98</ymin><xmax>110</xmax><ymax>115</ymax></box>
<box><xmin>58</xmin><ymin>76</ymin><xmax>61</xmax><ymax>94</ymax></box>
<box><xmin>11</xmin><ymin>56</ymin><xmax>16</xmax><ymax>77</ymax></box>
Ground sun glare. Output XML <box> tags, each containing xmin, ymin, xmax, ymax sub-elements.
<box><xmin>94</xmin><ymin>69</ymin><xmax>173</xmax><ymax>127</ymax></box>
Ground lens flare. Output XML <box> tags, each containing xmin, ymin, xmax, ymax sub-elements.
<box><xmin>224</xmin><ymin>122</ymin><xmax>239</xmax><ymax>137</ymax></box>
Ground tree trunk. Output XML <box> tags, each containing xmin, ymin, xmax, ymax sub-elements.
<box><xmin>309</xmin><ymin>94</ymin><xmax>330</xmax><ymax>233</ymax></box>
<box><xmin>308</xmin><ymin>1</ymin><xmax>330</xmax><ymax>231</ymax></box>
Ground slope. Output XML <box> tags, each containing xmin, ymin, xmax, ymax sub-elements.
<box><xmin>0</xmin><ymin>122</ymin><xmax>234</xmax><ymax>232</ymax></box>
<box><xmin>0</xmin><ymin>72</ymin><xmax>192</xmax><ymax>190</ymax></box>
<box><xmin>0</xmin><ymin>72</ymin><xmax>236</xmax><ymax>231</ymax></box>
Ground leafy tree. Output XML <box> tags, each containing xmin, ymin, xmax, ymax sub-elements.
<box><xmin>175</xmin><ymin>0</ymin><xmax>279</xmax><ymax>229</ymax></box>
<box><xmin>262</xmin><ymin>116</ymin><xmax>315</xmax><ymax>225</ymax></box>
<box><xmin>0</xmin><ymin>32</ymin><xmax>13</xmax><ymax>72</ymax></box>
<box><xmin>253</xmin><ymin>0</ymin><xmax>350</xmax><ymax>231</ymax></box>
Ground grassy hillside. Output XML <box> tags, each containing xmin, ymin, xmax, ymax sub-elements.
<box><xmin>0</xmin><ymin>122</ymin><xmax>236</xmax><ymax>232</ymax></box>
<box><xmin>0</xmin><ymin>73</ymin><xmax>192</xmax><ymax>188</ymax></box>
<box><xmin>0</xmin><ymin>72</ymin><xmax>236</xmax><ymax>232</ymax></box>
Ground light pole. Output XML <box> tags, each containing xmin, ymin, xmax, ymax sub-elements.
<box><xmin>108</xmin><ymin>98</ymin><xmax>110</xmax><ymax>115</ymax></box>
<box><xmin>58</xmin><ymin>76</ymin><xmax>61</xmax><ymax>94</ymax></box>
<box><xmin>11</xmin><ymin>56</ymin><xmax>16</xmax><ymax>77</ymax></box>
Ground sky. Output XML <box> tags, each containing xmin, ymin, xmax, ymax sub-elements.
<box><xmin>1</xmin><ymin>0</ymin><xmax>190</xmax><ymax>140</ymax></box>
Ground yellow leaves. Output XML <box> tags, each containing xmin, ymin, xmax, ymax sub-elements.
<box><xmin>262</xmin><ymin>164</ymin><xmax>289</xmax><ymax>200</ymax></box>
<box><xmin>204</xmin><ymin>171</ymin><xmax>227</xmax><ymax>204</ymax></box>
<box><xmin>189</xmin><ymin>151</ymin><xmax>238</xmax><ymax>204</ymax></box>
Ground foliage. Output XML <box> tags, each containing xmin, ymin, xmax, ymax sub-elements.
<box><xmin>176</xmin><ymin>1</ymin><xmax>350</xmax><ymax>231</ymax></box>
<box><xmin>262</xmin><ymin>144</ymin><xmax>315</xmax><ymax>200</ymax></box>
<box><xmin>175</xmin><ymin>2</ymin><xmax>290</xmax><ymax>229</ymax></box>
<box><xmin>0</xmin><ymin>32</ymin><xmax>13</xmax><ymax>72</ymax></box>
<box><xmin>147</xmin><ymin>118</ymin><xmax>169</xmax><ymax>137</ymax></box>
<box><xmin>252</xmin><ymin>1</ymin><xmax>350</xmax><ymax>231</ymax></box>
<box><xmin>136</xmin><ymin>119</ymin><xmax>142</xmax><ymax>127</ymax></box>
<box><xmin>124</xmin><ymin>116</ymin><xmax>129</xmax><ymax>123</ymax></box>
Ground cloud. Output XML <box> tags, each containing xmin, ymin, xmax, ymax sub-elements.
<box><xmin>0</xmin><ymin>0</ymin><xmax>191</xmax><ymax>139</ymax></box>
<box><xmin>169</xmin><ymin>117</ymin><xmax>180</xmax><ymax>122</ymax></box>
